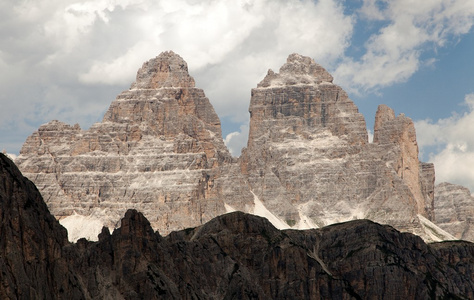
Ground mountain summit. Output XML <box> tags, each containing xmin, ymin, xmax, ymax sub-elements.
<box><xmin>131</xmin><ymin>50</ymin><xmax>196</xmax><ymax>89</ymax></box>
<box><xmin>15</xmin><ymin>52</ymin><xmax>471</xmax><ymax>242</ymax></box>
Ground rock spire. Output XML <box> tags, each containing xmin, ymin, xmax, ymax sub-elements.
<box><xmin>131</xmin><ymin>50</ymin><xmax>196</xmax><ymax>89</ymax></box>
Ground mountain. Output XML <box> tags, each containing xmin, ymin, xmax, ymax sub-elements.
<box><xmin>2</xmin><ymin>152</ymin><xmax>474</xmax><ymax>299</ymax></box>
<box><xmin>240</xmin><ymin>54</ymin><xmax>438</xmax><ymax>239</ymax></box>
<box><xmin>14</xmin><ymin>51</ymin><xmax>470</xmax><ymax>242</ymax></box>
<box><xmin>15</xmin><ymin>51</ymin><xmax>245</xmax><ymax>240</ymax></box>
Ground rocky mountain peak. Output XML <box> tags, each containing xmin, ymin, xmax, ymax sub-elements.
<box><xmin>373</xmin><ymin>104</ymin><xmax>395</xmax><ymax>143</ymax></box>
<box><xmin>0</xmin><ymin>153</ymin><xmax>76</xmax><ymax>298</ymax></box>
<box><xmin>257</xmin><ymin>53</ymin><xmax>333</xmax><ymax>88</ymax></box>
<box><xmin>372</xmin><ymin>104</ymin><xmax>429</xmax><ymax>217</ymax></box>
<box><xmin>131</xmin><ymin>50</ymin><xmax>195</xmax><ymax>89</ymax></box>
<box><xmin>250</xmin><ymin>53</ymin><xmax>367</xmax><ymax>147</ymax></box>
<box><xmin>373</xmin><ymin>104</ymin><xmax>416</xmax><ymax>146</ymax></box>
<box><xmin>240</xmin><ymin>54</ymin><xmax>445</xmax><ymax>240</ymax></box>
<box><xmin>15</xmin><ymin>51</ymin><xmax>233</xmax><ymax>238</ymax></box>
<box><xmin>116</xmin><ymin>209</ymin><xmax>157</xmax><ymax>239</ymax></box>
<box><xmin>15</xmin><ymin>51</ymin><xmax>472</xmax><ymax>243</ymax></box>
<box><xmin>102</xmin><ymin>50</ymin><xmax>223</xmax><ymax>141</ymax></box>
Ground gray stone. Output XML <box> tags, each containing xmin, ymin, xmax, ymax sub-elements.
<box><xmin>240</xmin><ymin>54</ymin><xmax>440</xmax><ymax>240</ymax></box>
<box><xmin>434</xmin><ymin>182</ymin><xmax>474</xmax><ymax>241</ymax></box>
<box><xmin>15</xmin><ymin>51</ymin><xmax>237</xmax><ymax>237</ymax></box>
<box><xmin>15</xmin><ymin>52</ymin><xmax>464</xmax><ymax>242</ymax></box>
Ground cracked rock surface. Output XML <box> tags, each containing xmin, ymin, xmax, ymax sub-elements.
<box><xmin>15</xmin><ymin>52</ymin><xmax>473</xmax><ymax>242</ymax></box>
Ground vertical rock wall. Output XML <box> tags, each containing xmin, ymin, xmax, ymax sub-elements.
<box><xmin>15</xmin><ymin>51</ymin><xmax>237</xmax><ymax>236</ymax></box>
<box><xmin>240</xmin><ymin>54</ymin><xmax>436</xmax><ymax>238</ymax></box>
<box><xmin>15</xmin><ymin>51</ymin><xmax>468</xmax><ymax>242</ymax></box>
<box><xmin>434</xmin><ymin>182</ymin><xmax>474</xmax><ymax>241</ymax></box>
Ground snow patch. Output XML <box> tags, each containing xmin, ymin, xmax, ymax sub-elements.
<box><xmin>295</xmin><ymin>210</ymin><xmax>319</xmax><ymax>230</ymax></box>
<box><xmin>224</xmin><ymin>203</ymin><xmax>237</xmax><ymax>213</ymax></box>
<box><xmin>315</xmin><ymin>201</ymin><xmax>367</xmax><ymax>227</ymax></box>
<box><xmin>294</xmin><ymin>202</ymin><xmax>318</xmax><ymax>229</ymax></box>
<box><xmin>258</xmin><ymin>74</ymin><xmax>332</xmax><ymax>89</ymax></box>
<box><xmin>59</xmin><ymin>212</ymin><xmax>106</xmax><ymax>242</ymax></box>
<box><xmin>5</xmin><ymin>153</ymin><xmax>17</xmax><ymax>160</ymax></box>
<box><xmin>250</xmin><ymin>191</ymin><xmax>290</xmax><ymax>230</ymax></box>
<box><xmin>417</xmin><ymin>214</ymin><xmax>456</xmax><ymax>242</ymax></box>
<box><xmin>273</xmin><ymin>130</ymin><xmax>342</xmax><ymax>150</ymax></box>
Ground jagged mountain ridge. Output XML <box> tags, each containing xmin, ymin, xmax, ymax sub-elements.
<box><xmin>14</xmin><ymin>51</ymin><xmax>471</xmax><ymax>242</ymax></box>
<box><xmin>1</xmin><ymin>152</ymin><xmax>474</xmax><ymax>299</ymax></box>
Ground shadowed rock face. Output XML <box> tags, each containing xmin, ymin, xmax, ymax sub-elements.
<box><xmin>0</xmin><ymin>153</ymin><xmax>80</xmax><ymax>299</ymax></box>
<box><xmin>1</xmin><ymin>152</ymin><xmax>474</xmax><ymax>299</ymax></box>
<box><xmin>14</xmin><ymin>51</ymin><xmax>471</xmax><ymax>242</ymax></box>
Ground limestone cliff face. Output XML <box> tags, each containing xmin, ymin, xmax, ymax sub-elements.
<box><xmin>434</xmin><ymin>182</ymin><xmax>474</xmax><ymax>241</ymax></box>
<box><xmin>15</xmin><ymin>51</ymin><xmax>236</xmax><ymax>236</ymax></box>
<box><xmin>373</xmin><ymin>105</ymin><xmax>434</xmax><ymax>218</ymax></box>
<box><xmin>1</xmin><ymin>156</ymin><xmax>474</xmax><ymax>299</ymax></box>
<box><xmin>240</xmin><ymin>54</ymin><xmax>436</xmax><ymax>239</ymax></box>
<box><xmin>16</xmin><ymin>51</ymin><xmax>461</xmax><ymax>242</ymax></box>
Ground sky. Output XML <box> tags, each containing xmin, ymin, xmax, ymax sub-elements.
<box><xmin>1</xmin><ymin>0</ymin><xmax>474</xmax><ymax>191</ymax></box>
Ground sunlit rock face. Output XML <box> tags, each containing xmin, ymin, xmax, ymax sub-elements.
<box><xmin>16</xmin><ymin>51</ymin><xmax>465</xmax><ymax>243</ymax></box>
<box><xmin>15</xmin><ymin>51</ymin><xmax>243</xmax><ymax>237</ymax></box>
<box><xmin>434</xmin><ymin>182</ymin><xmax>474</xmax><ymax>241</ymax></box>
<box><xmin>240</xmin><ymin>53</ymin><xmax>440</xmax><ymax>240</ymax></box>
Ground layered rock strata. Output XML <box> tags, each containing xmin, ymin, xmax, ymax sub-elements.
<box><xmin>15</xmin><ymin>51</ymin><xmax>246</xmax><ymax>237</ymax></box>
<box><xmin>16</xmin><ymin>51</ymin><xmax>463</xmax><ymax>242</ymax></box>
<box><xmin>240</xmin><ymin>54</ymin><xmax>438</xmax><ymax>239</ymax></box>
<box><xmin>434</xmin><ymin>182</ymin><xmax>474</xmax><ymax>241</ymax></box>
<box><xmin>2</xmin><ymin>153</ymin><xmax>474</xmax><ymax>299</ymax></box>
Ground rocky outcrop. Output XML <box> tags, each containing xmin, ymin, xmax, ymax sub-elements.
<box><xmin>434</xmin><ymin>182</ymin><xmax>474</xmax><ymax>241</ymax></box>
<box><xmin>1</xmin><ymin>154</ymin><xmax>474</xmax><ymax>298</ymax></box>
<box><xmin>15</xmin><ymin>51</ymin><xmax>244</xmax><ymax>237</ymax></box>
<box><xmin>16</xmin><ymin>51</ymin><xmax>458</xmax><ymax>242</ymax></box>
<box><xmin>0</xmin><ymin>153</ymin><xmax>82</xmax><ymax>299</ymax></box>
<box><xmin>240</xmin><ymin>54</ymin><xmax>438</xmax><ymax>239</ymax></box>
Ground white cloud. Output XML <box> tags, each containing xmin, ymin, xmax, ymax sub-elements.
<box><xmin>1</xmin><ymin>0</ymin><xmax>357</xmax><ymax>156</ymax></box>
<box><xmin>79</xmin><ymin>40</ymin><xmax>155</xmax><ymax>85</ymax></box>
<box><xmin>359</xmin><ymin>0</ymin><xmax>386</xmax><ymax>21</ymax></box>
<box><xmin>1</xmin><ymin>0</ymin><xmax>473</xmax><ymax>158</ymax></box>
<box><xmin>77</xmin><ymin>0</ymin><xmax>354</xmax><ymax>125</ymax></box>
<box><xmin>415</xmin><ymin>94</ymin><xmax>474</xmax><ymax>192</ymax></box>
<box><xmin>335</xmin><ymin>0</ymin><xmax>474</xmax><ymax>94</ymax></box>
<box><xmin>224</xmin><ymin>124</ymin><xmax>250</xmax><ymax>157</ymax></box>
<box><xmin>367</xmin><ymin>129</ymin><xmax>374</xmax><ymax>143</ymax></box>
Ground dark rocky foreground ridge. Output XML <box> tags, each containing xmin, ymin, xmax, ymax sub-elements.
<box><xmin>2</xmin><ymin>153</ymin><xmax>474</xmax><ymax>299</ymax></box>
